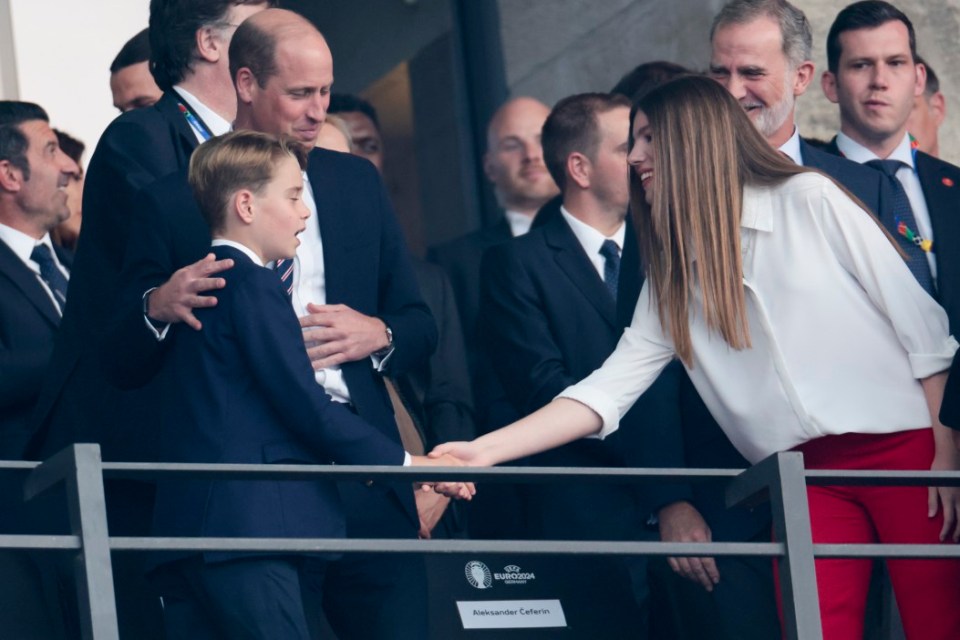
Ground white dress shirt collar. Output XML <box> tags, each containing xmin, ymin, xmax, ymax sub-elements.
<box><xmin>211</xmin><ymin>238</ymin><xmax>264</xmax><ymax>267</ymax></box>
<box><xmin>836</xmin><ymin>131</ymin><xmax>915</xmax><ymax>169</ymax></box>
<box><xmin>778</xmin><ymin>126</ymin><xmax>803</xmax><ymax>165</ymax></box>
<box><xmin>560</xmin><ymin>205</ymin><xmax>626</xmax><ymax>255</ymax></box>
<box><xmin>505</xmin><ymin>209</ymin><xmax>534</xmax><ymax>237</ymax></box>
<box><xmin>0</xmin><ymin>223</ymin><xmax>51</xmax><ymax>269</ymax></box>
<box><xmin>173</xmin><ymin>85</ymin><xmax>231</xmax><ymax>139</ymax></box>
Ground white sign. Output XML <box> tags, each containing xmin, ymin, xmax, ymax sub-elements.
<box><xmin>456</xmin><ymin>599</ymin><xmax>567</xmax><ymax>629</ymax></box>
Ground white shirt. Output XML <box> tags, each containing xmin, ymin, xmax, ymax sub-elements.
<box><xmin>0</xmin><ymin>224</ymin><xmax>69</xmax><ymax>314</ymax></box>
<box><xmin>835</xmin><ymin>132</ymin><xmax>937</xmax><ymax>280</ymax></box>
<box><xmin>559</xmin><ymin>205</ymin><xmax>626</xmax><ymax>280</ymax></box>
<box><xmin>778</xmin><ymin>126</ymin><xmax>803</xmax><ymax>166</ymax></box>
<box><xmin>559</xmin><ymin>172</ymin><xmax>956</xmax><ymax>463</ymax></box>
<box><xmin>173</xmin><ymin>85</ymin><xmax>231</xmax><ymax>142</ymax></box>
<box><xmin>505</xmin><ymin>209</ymin><xmax>534</xmax><ymax>237</ymax></box>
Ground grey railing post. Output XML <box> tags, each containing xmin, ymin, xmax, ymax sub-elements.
<box><xmin>727</xmin><ymin>452</ymin><xmax>821</xmax><ymax>640</ymax></box>
<box><xmin>25</xmin><ymin>444</ymin><xmax>119</xmax><ymax>640</ymax></box>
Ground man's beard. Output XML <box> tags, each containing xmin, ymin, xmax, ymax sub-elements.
<box><xmin>752</xmin><ymin>77</ymin><xmax>795</xmax><ymax>140</ymax></box>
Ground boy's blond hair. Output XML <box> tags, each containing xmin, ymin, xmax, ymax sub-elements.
<box><xmin>188</xmin><ymin>130</ymin><xmax>308</xmax><ymax>233</ymax></box>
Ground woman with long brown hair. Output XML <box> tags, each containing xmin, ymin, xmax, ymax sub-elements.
<box><xmin>435</xmin><ymin>75</ymin><xmax>960</xmax><ymax>638</ymax></box>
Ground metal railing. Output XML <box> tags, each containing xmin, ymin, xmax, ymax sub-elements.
<box><xmin>1</xmin><ymin>444</ymin><xmax>959</xmax><ymax>640</ymax></box>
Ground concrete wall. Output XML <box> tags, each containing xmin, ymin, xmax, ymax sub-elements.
<box><xmin>496</xmin><ymin>0</ymin><xmax>960</xmax><ymax>165</ymax></box>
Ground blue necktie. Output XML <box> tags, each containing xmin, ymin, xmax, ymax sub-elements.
<box><xmin>599</xmin><ymin>239</ymin><xmax>620</xmax><ymax>303</ymax></box>
<box><xmin>30</xmin><ymin>243</ymin><xmax>69</xmax><ymax>311</ymax></box>
<box><xmin>275</xmin><ymin>258</ymin><xmax>295</xmax><ymax>298</ymax></box>
<box><xmin>865</xmin><ymin>159</ymin><xmax>935</xmax><ymax>295</ymax></box>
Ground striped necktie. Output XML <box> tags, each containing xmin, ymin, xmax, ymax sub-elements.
<box><xmin>599</xmin><ymin>239</ymin><xmax>620</xmax><ymax>302</ymax></box>
<box><xmin>31</xmin><ymin>244</ymin><xmax>69</xmax><ymax>311</ymax></box>
<box><xmin>275</xmin><ymin>258</ymin><xmax>295</xmax><ymax>298</ymax></box>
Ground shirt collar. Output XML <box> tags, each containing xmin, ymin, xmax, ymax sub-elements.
<box><xmin>740</xmin><ymin>183</ymin><xmax>774</xmax><ymax>233</ymax></box>
<box><xmin>835</xmin><ymin>131</ymin><xmax>915</xmax><ymax>170</ymax></box>
<box><xmin>559</xmin><ymin>205</ymin><xmax>626</xmax><ymax>254</ymax></box>
<box><xmin>504</xmin><ymin>209</ymin><xmax>534</xmax><ymax>237</ymax></box>
<box><xmin>173</xmin><ymin>85</ymin><xmax>231</xmax><ymax>137</ymax></box>
<box><xmin>0</xmin><ymin>223</ymin><xmax>53</xmax><ymax>267</ymax></box>
<box><xmin>211</xmin><ymin>238</ymin><xmax>264</xmax><ymax>267</ymax></box>
<box><xmin>778</xmin><ymin>126</ymin><xmax>803</xmax><ymax>165</ymax></box>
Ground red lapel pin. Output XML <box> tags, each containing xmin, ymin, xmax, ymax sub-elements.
<box><xmin>943</xmin><ymin>177</ymin><xmax>955</xmax><ymax>187</ymax></box>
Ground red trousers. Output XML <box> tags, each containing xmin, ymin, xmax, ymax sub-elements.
<box><xmin>778</xmin><ymin>429</ymin><xmax>960</xmax><ymax>639</ymax></box>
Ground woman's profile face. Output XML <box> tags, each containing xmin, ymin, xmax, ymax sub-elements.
<box><xmin>627</xmin><ymin>110</ymin><xmax>655</xmax><ymax>206</ymax></box>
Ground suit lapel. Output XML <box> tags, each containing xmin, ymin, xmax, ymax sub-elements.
<box><xmin>0</xmin><ymin>240</ymin><xmax>61</xmax><ymax>327</ymax></box>
<box><xmin>544</xmin><ymin>215</ymin><xmax>617</xmax><ymax>329</ymax></box>
<box><xmin>916</xmin><ymin>152</ymin><xmax>959</xmax><ymax>241</ymax></box>
<box><xmin>306</xmin><ymin>150</ymin><xmax>359</xmax><ymax>307</ymax></box>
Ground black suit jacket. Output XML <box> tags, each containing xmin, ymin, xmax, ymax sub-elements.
<box><xmin>480</xmin><ymin>210</ymin><xmax>688</xmax><ymax>536</ymax></box>
<box><xmin>104</xmin><ymin>147</ymin><xmax>435</xmax><ymax>532</ymax></box>
<box><xmin>152</xmin><ymin>245</ymin><xmax>404</xmax><ymax>564</ymax></box>
<box><xmin>0</xmin><ymin>240</ymin><xmax>71</xmax><ymax>459</ymax></box>
<box><xmin>27</xmin><ymin>91</ymin><xmax>201</xmax><ymax>461</ymax></box>
<box><xmin>822</xmin><ymin>138</ymin><xmax>960</xmax><ymax>331</ymax></box>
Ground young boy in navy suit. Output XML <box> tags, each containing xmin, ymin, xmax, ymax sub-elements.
<box><xmin>151</xmin><ymin>130</ymin><xmax>470</xmax><ymax>639</ymax></box>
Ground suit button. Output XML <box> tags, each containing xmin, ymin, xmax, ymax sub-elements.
<box><xmin>365</xmin><ymin>480</ymin><xmax>374</xmax><ymax>487</ymax></box>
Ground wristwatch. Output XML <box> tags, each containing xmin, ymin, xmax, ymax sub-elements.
<box><xmin>373</xmin><ymin>322</ymin><xmax>393</xmax><ymax>358</ymax></box>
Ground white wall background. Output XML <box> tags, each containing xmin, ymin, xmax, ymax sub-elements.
<box><xmin>2</xmin><ymin>0</ymin><xmax>150</xmax><ymax>168</ymax></box>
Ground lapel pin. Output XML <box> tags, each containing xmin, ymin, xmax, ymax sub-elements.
<box><xmin>943</xmin><ymin>177</ymin><xmax>955</xmax><ymax>188</ymax></box>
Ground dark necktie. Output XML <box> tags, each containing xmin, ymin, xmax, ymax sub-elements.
<box><xmin>865</xmin><ymin>159</ymin><xmax>935</xmax><ymax>295</ymax></box>
<box><xmin>599</xmin><ymin>239</ymin><xmax>620</xmax><ymax>302</ymax></box>
<box><xmin>275</xmin><ymin>258</ymin><xmax>295</xmax><ymax>298</ymax></box>
<box><xmin>30</xmin><ymin>244</ymin><xmax>69</xmax><ymax>311</ymax></box>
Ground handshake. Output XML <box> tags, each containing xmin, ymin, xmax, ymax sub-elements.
<box><xmin>408</xmin><ymin>440</ymin><xmax>487</xmax><ymax>501</ymax></box>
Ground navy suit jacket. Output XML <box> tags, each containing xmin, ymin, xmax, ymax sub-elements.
<box><xmin>822</xmin><ymin>138</ymin><xmax>960</xmax><ymax>331</ymax></box>
<box><xmin>0</xmin><ymin>240</ymin><xmax>71</xmax><ymax>459</ymax></box>
<box><xmin>27</xmin><ymin>91</ymin><xmax>201</xmax><ymax>461</ymax></box>
<box><xmin>480</xmin><ymin>210</ymin><xmax>689</xmax><ymax>531</ymax></box>
<box><xmin>152</xmin><ymin>245</ymin><xmax>404</xmax><ymax>564</ymax></box>
<box><xmin>103</xmin><ymin>147</ymin><xmax>434</xmax><ymax>531</ymax></box>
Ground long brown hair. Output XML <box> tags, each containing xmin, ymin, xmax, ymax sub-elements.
<box><xmin>629</xmin><ymin>76</ymin><xmax>808</xmax><ymax>365</ymax></box>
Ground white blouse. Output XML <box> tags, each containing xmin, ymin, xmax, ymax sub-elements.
<box><xmin>559</xmin><ymin>172</ymin><xmax>957</xmax><ymax>464</ymax></box>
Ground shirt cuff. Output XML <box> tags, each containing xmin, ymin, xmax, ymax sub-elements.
<box><xmin>142</xmin><ymin>288</ymin><xmax>171</xmax><ymax>341</ymax></box>
<box><xmin>371</xmin><ymin>346</ymin><xmax>395</xmax><ymax>372</ymax></box>
<box><xmin>909</xmin><ymin>335</ymin><xmax>959</xmax><ymax>379</ymax></box>
<box><xmin>556</xmin><ymin>384</ymin><xmax>620</xmax><ymax>439</ymax></box>
<box><xmin>402</xmin><ymin>451</ymin><xmax>412</xmax><ymax>466</ymax></box>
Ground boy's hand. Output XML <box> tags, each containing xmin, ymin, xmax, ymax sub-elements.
<box><xmin>148</xmin><ymin>254</ymin><xmax>232</xmax><ymax>330</ymax></box>
<box><xmin>300</xmin><ymin>303</ymin><xmax>390</xmax><ymax>369</ymax></box>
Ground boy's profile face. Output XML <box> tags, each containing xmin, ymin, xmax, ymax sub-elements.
<box><xmin>249</xmin><ymin>154</ymin><xmax>309</xmax><ymax>262</ymax></box>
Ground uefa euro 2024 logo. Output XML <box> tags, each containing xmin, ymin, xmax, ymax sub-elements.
<box><xmin>465</xmin><ymin>560</ymin><xmax>492</xmax><ymax>589</ymax></box>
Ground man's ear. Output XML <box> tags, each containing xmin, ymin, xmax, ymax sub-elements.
<box><xmin>793</xmin><ymin>60</ymin><xmax>815</xmax><ymax>97</ymax></box>
<box><xmin>233</xmin><ymin>189</ymin><xmax>256</xmax><ymax>225</ymax></box>
<box><xmin>566</xmin><ymin>152</ymin><xmax>590</xmax><ymax>190</ymax></box>
<box><xmin>821</xmin><ymin>70</ymin><xmax>839</xmax><ymax>104</ymax></box>
<box><xmin>931</xmin><ymin>91</ymin><xmax>947</xmax><ymax>126</ymax></box>
<box><xmin>195</xmin><ymin>24</ymin><xmax>224</xmax><ymax>64</ymax></box>
<box><xmin>0</xmin><ymin>159</ymin><xmax>23</xmax><ymax>192</ymax></box>
<box><xmin>913</xmin><ymin>63</ymin><xmax>927</xmax><ymax>99</ymax></box>
<box><xmin>235</xmin><ymin>68</ymin><xmax>257</xmax><ymax>105</ymax></box>
<box><xmin>482</xmin><ymin>152</ymin><xmax>497</xmax><ymax>183</ymax></box>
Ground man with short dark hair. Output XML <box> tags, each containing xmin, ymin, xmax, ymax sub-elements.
<box><xmin>328</xmin><ymin>93</ymin><xmax>385</xmax><ymax>171</ymax></box>
<box><xmin>109</xmin><ymin>28</ymin><xmax>163</xmax><ymax>113</ymax></box>
<box><xmin>907</xmin><ymin>55</ymin><xmax>946</xmax><ymax>158</ymax></box>
<box><xmin>822</xmin><ymin>0</ymin><xmax>960</xmax><ymax>331</ymax></box>
<box><xmin>482</xmin><ymin>92</ymin><xmax>692</xmax><ymax>636</ymax></box>
<box><xmin>0</xmin><ymin>100</ymin><xmax>77</xmax><ymax>640</ymax></box>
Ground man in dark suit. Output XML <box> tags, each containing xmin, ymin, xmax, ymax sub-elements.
<box><xmin>0</xmin><ymin>100</ymin><xmax>77</xmax><ymax>640</ymax></box>
<box><xmin>428</xmin><ymin>96</ymin><xmax>559</xmax><ymax>428</ymax></box>
<box><xmin>822</xmin><ymin>0</ymin><xmax>960</xmax><ymax>331</ymax></box>
<box><xmin>481</xmin><ymin>93</ymin><xmax>692</xmax><ymax>634</ymax></box>
<box><xmin>111</xmin><ymin>10</ymin><xmax>438</xmax><ymax>637</ymax></box>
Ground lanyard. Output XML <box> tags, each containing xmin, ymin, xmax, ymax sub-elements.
<box><xmin>177</xmin><ymin>101</ymin><xmax>213</xmax><ymax>142</ymax></box>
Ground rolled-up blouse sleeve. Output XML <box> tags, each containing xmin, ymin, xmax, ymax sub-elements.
<box><xmin>815</xmin><ymin>181</ymin><xmax>957</xmax><ymax>378</ymax></box>
<box><xmin>557</xmin><ymin>283</ymin><xmax>676</xmax><ymax>438</ymax></box>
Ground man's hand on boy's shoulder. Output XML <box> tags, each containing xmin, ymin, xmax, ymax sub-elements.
<box><xmin>300</xmin><ymin>302</ymin><xmax>391</xmax><ymax>369</ymax></box>
<box><xmin>147</xmin><ymin>253</ymin><xmax>233</xmax><ymax>331</ymax></box>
